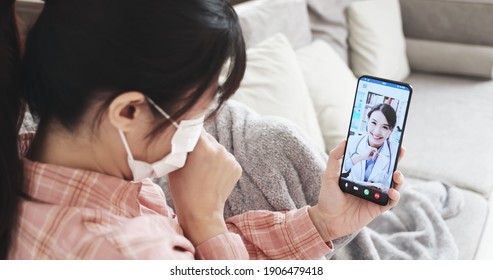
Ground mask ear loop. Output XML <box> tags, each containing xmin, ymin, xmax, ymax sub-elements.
<box><xmin>119</xmin><ymin>98</ymin><xmax>181</xmax><ymax>162</ymax></box>
<box><xmin>146</xmin><ymin>97</ymin><xmax>179</xmax><ymax>128</ymax></box>
<box><xmin>118</xmin><ymin>129</ymin><xmax>135</xmax><ymax>161</ymax></box>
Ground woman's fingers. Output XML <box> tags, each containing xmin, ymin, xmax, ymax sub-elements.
<box><xmin>386</xmin><ymin>188</ymin><xmax>401</xmax><ymax>209</ymax></box>
<box><xmin>372</xmin><ymin>149</ymin><xmax>379</xmax><ymax>160</ymax></box>
<box><xmin>330</xmin><ymin>140</ymin><xmax>346</xmax><ymax>159</ymax></box>
<box><xmin>325</xmin><ymin>140</ymin><xmax>346</xmax><ymax>181</ymax></box>
<box><xmin>382</xmin><ymin>171</ymin><xmax>405</xmax><ymax>210</ymax></box>
<box><xmin>381</xmin><ymin>150</ymin><xmax>406</xmax><ymax>211</ymax></box>
<box><xmin>168</xmin><ymin>130</ymin><xmax>241</xmax><ymax>245</ymax></box>
<box><xmin>392</xmin><ymin>171</ymin><xmax>404</xmax><ymax>191</ymax></box>
<box><xmin>398</xmin><ymin>146</ymin><xmax>406</xmax><ymax>161</ymax></box>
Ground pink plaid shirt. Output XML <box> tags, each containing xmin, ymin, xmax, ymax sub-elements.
<box><xmin>9</xmin><ymin>133</ymin><xmax>332</xmax><ymax>260</ymax></box>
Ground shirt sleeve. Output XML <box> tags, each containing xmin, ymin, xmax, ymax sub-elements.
<box><xmin>103</xmin><ymin>215</ymin><xmax>198</xmax><ymax>260</ymax></box>
<box><xmin>219</xmin><ymin>206</ymin><xmax>333</xmax><ymax>260</ymax></box>
<box><xmin>194</xmin><ymin>232</ymin><xmax>249</xmax><ymax>260</ymax></box>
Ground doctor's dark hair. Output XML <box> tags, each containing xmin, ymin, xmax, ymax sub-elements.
<box><xmin>0</xmin><ymin>0</ymin><xmax>245</xmax><ymax>258</ymax></box>
<box><xmin>367</xmin><ymin>103</ymin><xmax>397</xmax><ymax>129</ymax></box>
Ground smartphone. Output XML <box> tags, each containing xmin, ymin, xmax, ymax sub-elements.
<box><xmin>339</xmin><ymin>75</ymin><xmax>412</xmax><ymax>206</ymax></box>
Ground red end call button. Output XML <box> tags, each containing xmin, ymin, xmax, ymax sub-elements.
<box><xmin>374</xmin><ymin>192</ymin><xmax>380</xmax><ymax>199</ymax></box>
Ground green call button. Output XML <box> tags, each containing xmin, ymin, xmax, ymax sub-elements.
<box><xmin>364</xmin><ymin>189</ymin><xmax>370</xmax><ymax>196</ymax></box>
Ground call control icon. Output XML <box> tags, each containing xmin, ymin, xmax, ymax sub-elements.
<box><xmin>364</xmin><ymin>189</ymin><xmax>370</xmax><ymax>196</ymax></box>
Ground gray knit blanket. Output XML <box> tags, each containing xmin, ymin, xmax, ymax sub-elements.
<box><xmin>159</xmin><ymin>100</ymin><xmax>461</xmax><ymax>259</ymax></box>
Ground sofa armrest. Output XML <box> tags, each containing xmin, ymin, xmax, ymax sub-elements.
<box><xmin>400</xmin><ymin>0</ymin><xmax>493</xmax><ymax>47</ymax></box>
<box><xmin>406</xmin><ymin>39</ymin><xmax>493</xmax><ymax>79</ymax></box>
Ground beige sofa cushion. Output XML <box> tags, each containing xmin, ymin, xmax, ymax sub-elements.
<box><xmin>230</xmin><ymin>34</ymin><xmax>326</xmax><ymax>151</ymax></box>
<box><xmin>296</xmin><ymin>40</ymin><xmax>356</xmax><ymax>152</ymax></box>
<box><xmin>401</xmin><ymin>73</ymin><xmax>493</xmax><ymax>197</ymax></box>
<box><xmin>306</xmin><ymin>0</ymin><xmax>359</xmax><ymax>63</ymax></box>
<box><xmin>233</xmin><ymin>0</ymin><xmax>312</xmax><ymax>49</ymax></box>
<box><xmin>347</xmin><ymin>0</ymin><xmax>410</xmax><ymax>80</ymax></box>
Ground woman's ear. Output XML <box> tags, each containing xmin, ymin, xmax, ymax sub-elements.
<box><xmin>108</xmin><ymin>92</ymin><xmax>150</xmax><ymax>132</ymax></box>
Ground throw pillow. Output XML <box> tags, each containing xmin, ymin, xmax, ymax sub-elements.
<box><xmin>306</xmin><ymin>0</ymin><xmax>360</xmax><ymax>64</ymax></box>
<box><xmin>230</xmin><ymin>33</ymin><xmax>326</xmax><ymax>151</ymax></box>
<box><xmin>347</xmin><ymin>0</ymin><xmax>410</xmax><ymax>80</ymax></box>
<box><xmin>296</xmin><ymin>40</ymin><xmax>356</xmax><ymax>152</ymax></box>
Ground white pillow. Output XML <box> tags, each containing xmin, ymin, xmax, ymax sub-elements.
<box><xmin>347</xmin><ymin>0</ymin><xmax>410</xmax><ymax>80</ymax></box>
<box><xmin>296</xmin><ymin>40</ymin><xmax>356</xmax><ymax>152</ymax></box>
<box><xmin>230</xmin><ymin>33</ymin><xmax>325</xmax><ymax>151</ymax></box>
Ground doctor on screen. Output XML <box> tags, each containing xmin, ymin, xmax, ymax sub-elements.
<box><xmin>343</xmin><ymin>103</ymin><xmax>398</xmax><ymax>190</ymax></box>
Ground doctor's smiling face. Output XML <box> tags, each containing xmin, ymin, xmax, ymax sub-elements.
<box><xmin>366</xmin><ymin>104</ymin><xmax>396</xmax><ymax>148</ymax></box>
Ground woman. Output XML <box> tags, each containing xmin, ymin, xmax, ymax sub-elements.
<box><xmin>343</xmin><ymin>103</ymin><xmax>398</xmax><ymax>191</ymax></box>
<box><xmin>0</xmin><ymin>0</ymin><xmax>405</xmax><ymax>259</ymax></box>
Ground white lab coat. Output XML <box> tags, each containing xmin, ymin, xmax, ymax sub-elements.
<box><xmin>343</xmin><ymin>134</ymin><xmax>397</xmax><ymax>187</ymax></box>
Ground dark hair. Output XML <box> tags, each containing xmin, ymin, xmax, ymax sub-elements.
<box><xmin>0</xmin><ymin>0</ymin><xmax>25</xmax><ymax>259</ymax></box>
<box><xmin>23</xmin><ymin>0</ymin><xmax>246</xmax><ymax>133</ymax></box>
<box><xmin>367</xmin><ymin>103</ymin><xmax>397</xmax><ymax>129</ymax></box>
<box><xmin>1</xmin><ymin>0</ymin><xmax>245</xmax><ymax>258</ymax></box>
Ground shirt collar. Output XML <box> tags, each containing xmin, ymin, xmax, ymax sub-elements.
<box><xmin>22</xmin><ymin>157</ymin><xmax>143</xmax><ymax>218</ymax></box>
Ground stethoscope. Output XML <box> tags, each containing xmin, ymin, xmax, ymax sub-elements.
<box><xmin>350</xmin><ymin>135</ymin><xmax>392</xmax><ymax>175</ymax></box>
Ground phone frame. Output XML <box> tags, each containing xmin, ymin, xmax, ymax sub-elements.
<box><xmin>339</xmin><ymin>75</ymin><xmax>413</xmax><ymax>206</ymax></box>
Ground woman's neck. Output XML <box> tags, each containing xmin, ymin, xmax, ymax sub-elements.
<box><xmin>27</xmin><ymin>122</ymin><xmax>128</xmax><ymax>179</ymax></box>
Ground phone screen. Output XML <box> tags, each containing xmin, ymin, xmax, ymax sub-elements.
<box><xmin>339</xmin><ymin>75</ymin><xmax>412</xmax><ymax>205</ymax></box>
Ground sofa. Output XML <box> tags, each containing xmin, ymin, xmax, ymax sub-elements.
<box><xmin>16</xmin><ymin>0</ymin><xmax>493</xmax><ymax>259</ymax></box>
<box><xmin>226</xmin><ymin>0</ymin><xmax>493</xmax><ymax>260</ymax></box>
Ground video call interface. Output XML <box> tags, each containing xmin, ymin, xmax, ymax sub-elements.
<box><xmin>340</xmin><ymin>77</ymin><xmax>411</xmax><ymax>201</ymax></box>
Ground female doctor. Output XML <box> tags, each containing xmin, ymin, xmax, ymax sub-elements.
<box><xmin>343</xmin><ymin>103</ymin><xmax>398</xmax><ymax>190</ymax></box>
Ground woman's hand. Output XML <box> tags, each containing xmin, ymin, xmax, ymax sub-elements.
<box><xmin>308</xmin><ymin>140</ymin><xmax>406</xmax><ymax>242</ymax></box>
<box><xmin>167</xmin><ymin>131</ymin><xmax>242</xmax><ymax>246</ymax></box>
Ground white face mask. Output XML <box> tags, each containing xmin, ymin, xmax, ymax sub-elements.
<box><xmin>118</xmin><ymin>98</ymin><xmax>204</xmax><ymax>181</ymax></box>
